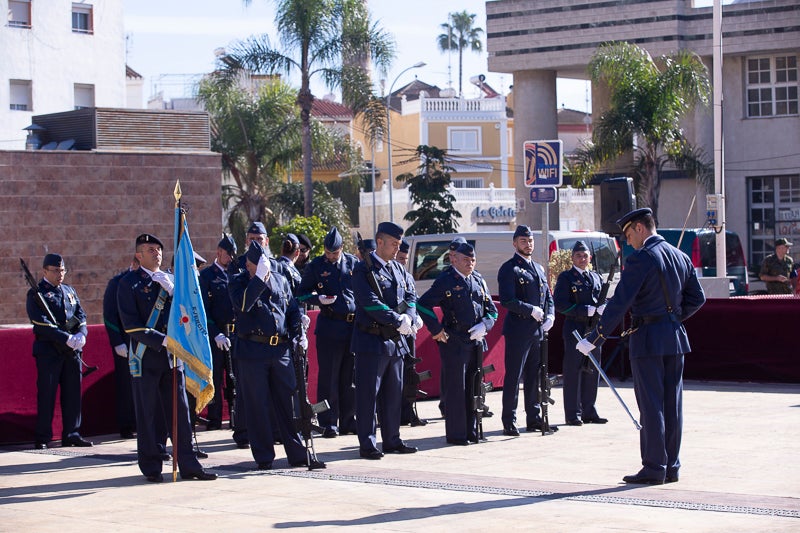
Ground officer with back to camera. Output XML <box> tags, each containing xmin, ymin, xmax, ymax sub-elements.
<box><xmin>553</xmin><ymin>240</ymin><xmax>607</xmax><ymax>426</ymax></box>
<box><xmin>496</xmin><ymin>225</ymin><xmax>555</xmax><ymax>436</ymax></box>
<box><xmin>576</xmin><ymin>208</ymin><xmax>705</xmax><ymax>485</ymax></box>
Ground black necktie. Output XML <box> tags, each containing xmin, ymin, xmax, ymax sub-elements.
<box><xmin>583</xmin><ymin>271</ymin><xmax>592</xmax><ymax>286</ymax></box>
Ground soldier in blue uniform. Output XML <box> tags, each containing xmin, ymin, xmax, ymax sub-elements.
<box><xmin>352</xmin><ymin>222</ymin><xmax>419</xmax><ymax>459</ymax></box>
<box><xmin>577</xmin><ymin>208</ymin><xmax>706</xmax><ymax>485</ymax></box>
<box><xmin>276</xmin><ymin>233</ymin><xmax>303</xmax><ymax>295</ymax></box>
<box><xmin>418</xmin><ymin>242</ymin><xmax>498</xmax><ymax>445</ymax></box>
<box><xmin>297</xmin><ymin>227</ymin><xmax>358</xmax><ymax>438</ymax></box>
<box><xmin>397</xmin><ymin>238</ymin><xmax>427</xmax><ymax>427</ymax></box>
<box><xmin>496</xmin><ymin>225</ymin><xmax>555</xmax><ymax>436</ymax></box>
<box><xmin>26</xmin><ymin>253</ymin><xmax>92</xmax><ymax>449</ymax></box>
<box><xmin>553</xmin><ymin>241</ymin><xmax>607</xmax><ymax>426</ymax></box>
<box><xmin>117</xmin><ymin>234</ymin><xmax>216</xmax><ymax>483</ymax></box>
<box><xmin>228</xmin><ymin>241</ymin><xmax>323</xmax><ymax>470</ymax></box>
<box><xmin>198</xmin><ymin>235</ymin><xmax>237</xmax><ymax>431</ymax></box>
<box><xmin>103</xmin><ymin>257</ymin><xmax>139</xmax><ymax>439</ymax></box>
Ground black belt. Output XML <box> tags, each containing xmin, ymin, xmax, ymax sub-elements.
<box><xmin>570</xmin><ymin>316</ymin><xmax>593</xmax><ymax>324</ymax></box>
<box><xmin>238</xmin><ymin>333</ymin><xmax>290</xmax><ymax>346</ymax></box>
<box><xmin>356</xmin><ymin>322</ymin><xmax>395</xmax><ymax>340</ymax></box>
<box><xmin>446</xmin><ymin>323</ymin><xmax>473</xmax><ymax>334</ymax></box>
<box><xmin>320</xmin><ymin>308</ymin><xmax>355</xmax><ymax>322</ymax></box>
<box><xmin>631</xmin><ymin>314</ymin><xmax>675</xmax><ymax>326</ymax></box>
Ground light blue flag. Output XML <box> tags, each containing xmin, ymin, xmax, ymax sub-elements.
<box><xmin>166</xmin><ymin>207</ymin><xmax>215</xmax><ymax>411</ymax></box>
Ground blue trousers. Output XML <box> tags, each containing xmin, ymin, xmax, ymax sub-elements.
<box><xmin>111</xmin><ymin>346</ymin><xmax>136</xmax><ymax>434</ymax></box>
<box><xmin>355</xmin><ymin>351</ymin><xmax>403</xmax><ymax>453</ymax></box>
<box><xmin>561</xmin><ymin>338</ymin><xmax>600</xmax><ymax>421</ymax></box>
<box><xmin>630</xmin><ymin>354</ymin><xmax>684</xmax><ymax>479</ymax></box>
<box><xmin>131</xmin><ymin>351</ymin><xmax>202</xmax><ymax>477</ymax></box>
<box><xmin>237</xmin><ymin>352</ymin><xmax>306</xmax><ymax>466</ymax></box>
<box><xmin>316</xmin><ymin>333</ymin><xmax>356</xmax><ymax>433</ymax></box>
<box><xmin>501</xmin><ymin>329</ymin><xmax>541</xmax><ymax>428</ymax></box>
<box><xmin>35</xmin><ymin>352</ymin><xmax>82</xmax><ymax>443</ymax></box>
<box><xmin>439</xmin><ymin>336</ymin><xmax>479</xmax><ymax>442</ymax></box>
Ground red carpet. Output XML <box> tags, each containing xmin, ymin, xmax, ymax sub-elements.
<box><xmin>1</xmin><ymin>297</ymin><xmax>797</xmax><ymax>444</ymax></box>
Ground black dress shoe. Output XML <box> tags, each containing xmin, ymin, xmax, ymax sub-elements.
<box><xmin>410</xmin><ymin>417</ymin><xmax>428</xmax><ymax>427</ymax></box>
<box><xmin>482</xmin><ymin>407</ymin><xmax>494</xmax><ymax>418</ymax></box>
<box><xmin>582</xmin><ymin>416</ymin><xmax>608</xmax><ymax>424</ymax></box>
<box><xmin>384</xmin><ymin>443</ymin><xmax>418</xmax><ymax>454</ymax></box>
<box><xmin>206</xmin><ymin>421</ymin><xmax>222</xmax><ymax>431</ymax></box>
<box><xmin>666</xmin><ymin>474</ymin><xmax>679</xmax><ymax>483</ymax></box>
<box><xmin>322</xmin><ymin>428</ymin><xmax>338</xmax><ymax>439</ymax></box>
<box><xmin>181</xmin><ymin>470</ymin><xmax>217</xmax><ymax>481</ymax></box>
<box><xmin>34</xmin><ymin>442</ymin><xmax>48</xmax><ymax>450</ymax></box>
<box><xmin>161</xmin><ymin>453</ymin><xmax>172</xmax><ymax>461</ymax></box>
<box><xmin>290</xmin><ymin>458</ymin><xmax>327</xmax><ymax>469</ymax></box>
<box><xmin>236</xmin><ymin>442</ymin><xmax>251</xmax><ymax>449</ymax></box>
<box><xmin>145</xmin><ymin>474</ymin><xmax>163</xmax><ymax>483</ymax></box>
<box><xmin>566</xmin><ymin>419</ymin><xmax>583</xmax><ymax>426</ymax></box>
<box><xmin>194</xmin><ymin>449</ymin><xmax>209</xmax><ymax>459</ymax></box>
<box><xmin>622</xmin><ymin>472</ymin><xmax>665</xmax><ymax>485</ymax></box>
<box><xmin>257</xmin><ymin>462</ymin><xmax>272</xmax><ymax>470</ymax></box>
<box><xmin>63</xmin><ymin>436</ymin><xmax>93</xmax><ymax>447</ymax></box>
<box><xmin>526</xmin><ymin>419</ymin><xmax>543</xmax><ymax>431</ymax></box>
<box><xmin>503</xmin><ymin>425</ymin><xmax>520</xmax><ymax>437</ymax></box>
<box><xmin>359</xmin><ymin>449</ymin><xmax>384</xmax><ymax>460</ymax></box>
<box><xmin>446</xmin><ymin>438</ymin><xmax>470</xmax><ymax>446</ymax></box>
<box><xmin>120</xmin><ymin>430</ymin><xmax>135</xmax><ymax>439</ymax></box>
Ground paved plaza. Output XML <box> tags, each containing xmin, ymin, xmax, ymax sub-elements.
<box><xmin>1</xmin><ymin>380</ymin><xmax>798</xmax><ymax>532</ymax></box>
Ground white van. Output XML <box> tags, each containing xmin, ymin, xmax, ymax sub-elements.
<box><xmin>404</xmin><ymin>230</ymin><xmax>620</xmax><ymax>297</ymax></box>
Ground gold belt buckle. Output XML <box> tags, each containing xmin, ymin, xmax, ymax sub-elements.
<box><xmin>269</xmin><ymin>334</ymin><xmax>279</xmax><ymax>346</ymax></box>
<box><xmin>346</xmin><ymin>313</ymin><xmax>355</xmax><ymax>322</ymax></box>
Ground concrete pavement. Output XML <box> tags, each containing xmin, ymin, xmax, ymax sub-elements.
<box><xmin>1</xmin><ymin>380</ymin><xmax>798</xmax><ymax>532</ymax></box>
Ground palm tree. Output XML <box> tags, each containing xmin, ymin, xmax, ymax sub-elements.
<box><xmin>221</xmin><ymin>0</ymin><xmax>395</xmax><ymax>217</ymax></box>
<box><xmin>196</xmin><ymin>75</ymin><xmax>337</xmax><ymax>239</ymax></box>
<box><xmin>569</xmin><ymin>42</ymin><xmax>712</xmax><ymax>221</ymax></box>
<box><xmin>437</xmin><ymin>11</ymin><xmax>484</xmax><ymax>97</ymax></box>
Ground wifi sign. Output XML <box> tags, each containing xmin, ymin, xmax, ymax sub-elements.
<box><xmin>523</xmin><ymin>140</ymin><xmax>563</xmax><ymax>188</ymax></box>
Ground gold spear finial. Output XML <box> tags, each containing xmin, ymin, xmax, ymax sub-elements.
<box><xmin>174</xmin><ymin>180</ymin><xmax>182</xmax><ymax>207</ymax></box>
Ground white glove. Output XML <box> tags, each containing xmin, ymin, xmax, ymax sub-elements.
<box><xmin>298</xmin><ymin>334</ymin><xmax>309</xmax><ymax>351</ymax></box>
<box><xmin>114</xmin><ymin>344</ymin><xmax>128</xmax><ymax>358</ymax></box>
<box><xmin>587</xmin><ymin>306</ymin><xmax>596</xmax><ymax>317</ymax></box>
<box><xmin>300</xmin><ymin>314</ymin><xmax>311</xmax><ymax>330</ymax></box>
<box><xmin>397</xmin><ymin>314</ymin><xmax>413</xmax><ymax>336</ymax></box>
<box><xmin>542</xmin><ymin>315</ymin><xmax>554</xmax><ymax>332</ymax></box>
<box><xmin>530</xmin><ymin>306</ymin><xmax>544</xmax><ymax>321</ymax></box>
<box><xmin>576</xmin><ymin>338</ymin><xmax>596</xmax><ymax>356</ymax></box>
<box><xmin>214</xmin><ymin>333</ymin><xmax>231</xmax><ymax>351</ymax></box>
<box><xmin>162</xmin><ymin>336</ymin><xmax>169</xmax><ymax>347</ymax></box>
<box><xmin>151</xmin><ymin>271</ymin><xmax>174</xmax><ymax>296</ymax></box>
<box><xmin>318</xmin><ymin>295</ymin><xmax>337</xmax><ymax>305</ymax></box>
<box><xmin>72</xmin><ymin>332</ymin><xmax>86</xmax><ymax>350</ymax></box>
<box><xmin>255</xmin><ymin>256</ymin><xmax>270</xmax><ymax>280</ymax></box>
<box><xmin>468</xmin><ymin>322</ymin><xmax>487</xmax><ymax>341</ymax></box>
<box><xmin>66</xmin><ymin>334</ymin><xmax>78</xmax><ymax>349</ymax></box>
<box><xmin>596</xmin><ymin>304</ymin><xmax>607</xmax><ymax>316</ymax></box>
<box><xmin>412</xmin><ymin>314</ymin><xmax>424</xmax><ymax>334</ymax></box>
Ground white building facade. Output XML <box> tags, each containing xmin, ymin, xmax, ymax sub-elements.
<box><xmin>1</xmin><ymin>0</ymin><xmax>126</xmax><ymax>149</ymax></box>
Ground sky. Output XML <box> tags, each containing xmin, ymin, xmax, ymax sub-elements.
<box><xmin>122</xmin><ymin>0</ymin><xmax>592</xmax><ymax>111</ymax></box>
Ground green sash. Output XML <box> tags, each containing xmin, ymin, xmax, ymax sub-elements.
<box><xmin>128</xmin><ymin>288</ymin><xmax>169</xmax><ymax>377</ymax></box>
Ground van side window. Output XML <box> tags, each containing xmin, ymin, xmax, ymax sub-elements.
<box><xmin>412</xmin><ymin>242</ymin><xmax>451</xmax><ymax>281</ymax></box>
<box><xmin>559</xmin><ymin>238</ymin><xmax>618</xmax><ymax>276</ymax></box>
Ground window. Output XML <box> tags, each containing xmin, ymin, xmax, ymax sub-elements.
<box><xmin>448</xmin><ymin>127</ymin><xmax>481</xmax><ymax>154</ymax></box>
<box><xmin>74</xmin><ymin>84</ymin><xmax>94</xmax><ymax>109</ymax></box>
<box><xmin>411</xmin><ymin>240</ymin><xmax>474</xmax><ymax>282</ymax></box>
<box><xmin>8</xmin><ymin>0</ymin><xmax>31</xmax><ymax>28</ymax></box>
<box><xmin>72</xmin><ymin>3</ymin><xmax>93</xmax><ymax>34</ymax></box>
<box><xmin>746</xmin><ymin>55</ymin><xmax>798</xmax><ymax>117</ymax></box>
<box><xmin>451</xmin><ymin>177</ymin><xmax>484</xmax><ymax>188</ymax></box>
<box><xmin>9</xmin><ymin>80</ymin><xmax>32</xmax><ymax>111</ymax></box>
<box><xmin>748</xmin><ymin>175</ymin><xmax>800</xmax><ymax>269</ymax></box>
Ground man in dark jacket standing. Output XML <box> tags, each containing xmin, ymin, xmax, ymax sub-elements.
<box><xmin>577</xmin><ymin>208</ymin><xmax>706</xmax><ymax>485</ymax></box>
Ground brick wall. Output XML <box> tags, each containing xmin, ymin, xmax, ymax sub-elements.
<box><xmin>0</xmin><ymin>150</ymin><xmax>222</xmax><ymax>326</ymax></box>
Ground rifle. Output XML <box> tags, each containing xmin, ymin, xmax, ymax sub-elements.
<box><xmin>355</xmin><ymin>232</ymin><xmax>412</xmax><ymax>360</ymax></box>
<box><xmin>402</xmin><ymin>353</ymin><xmax>432</xmax><ymax>419</ymax></box>
<box><xmin>292</xmin><ymin>339</ymin><xmax>329</xmax><ymax>470</ymax></box>
<box><xmin>537</xmin><ymin>332</ymin><xmax>558</xmax><ymax>435</ymax></box>
<box><xmin>581</xmin><ymin>246</ymin><xmax>619</xmax><ymax>372</ymax></box>
<box><xmin>21</xmin><ymin>258</ymin><xmax>97</xmax><ymax>377</ymax></box>
<box><xmin>470</xmin><ymin>343</ymin><xmax>495</xmax><ymax>442</ymax></box>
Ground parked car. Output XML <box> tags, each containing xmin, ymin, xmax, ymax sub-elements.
<box><xmin>404</xmin><ymin>230</ymin><xmax>620</xmax><ymax>297</ymax></box>
<box><xmin>620</xmin><ymin>228</ymin><xmax>748</xmax><ymax>296</ymax></box>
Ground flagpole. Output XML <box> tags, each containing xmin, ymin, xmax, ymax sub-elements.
<box><xmin>172</xmin><ymin>180</ymin><xmax>182</xmax><ymax>483</ymax></box>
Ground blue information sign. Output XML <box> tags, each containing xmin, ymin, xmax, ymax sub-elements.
<box><xmin>530</xmin><ymin>187</ymin><xmax>557</xmax><ymax>204</ymax></box>
<box><xmin>523</xmin><ymin>140</ymin><xmax>563</xmax><ymax>187</ymax></box>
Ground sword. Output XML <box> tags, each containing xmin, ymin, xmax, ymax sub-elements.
<box><xmin>571</xmin><ymin>330</ymin><xmax>641</xmax><ymax>431</ymax></box>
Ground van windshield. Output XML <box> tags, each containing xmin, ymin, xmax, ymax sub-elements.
<box><xmin>411</xmin><ymin>240</ymin><xmax>476</xmax><ymax>281</ymax></box>
<box><xmin>557</xmin><ymin>237</ymin><xmax>618</xmax><ymax>275</ymax></box>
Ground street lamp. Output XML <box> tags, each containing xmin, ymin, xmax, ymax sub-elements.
<box><xmin>385</xmin><ymin>61</ymin><xmax>426</xmax><ymax>222</ymax></box>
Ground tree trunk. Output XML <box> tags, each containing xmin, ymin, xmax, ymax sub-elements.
<box><xmin>298</xmin><ymin>88</ymin><xmax>314</xmax><ymax>218</ymax></box>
